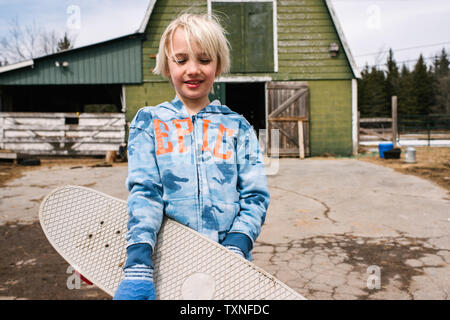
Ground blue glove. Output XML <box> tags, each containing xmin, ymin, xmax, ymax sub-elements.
<box><xmin>225</xmin><ymin>245</ymin><xmax>245</xmax><ymax>258</ymax></box>
<box><xmin>222</xmin><ymin>233</ymin><xmax>252</xmax><ymax>260</ymax></box>
<box><xmin>113</xmin><ymin>244</ymin><xmax>156</xmax><ymax>300</ymax></box>
<box><xmin>113</xmin><ymin>265</ymin><xmax>155</xmax><ymax>300</ymax></box>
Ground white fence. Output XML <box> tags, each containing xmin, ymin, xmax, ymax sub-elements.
<box><xmin>0</xmin><ymin>112</ymin><xmax>126</xmax><ymax>155</ymax></box>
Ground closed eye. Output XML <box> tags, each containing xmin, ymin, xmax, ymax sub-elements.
<box><xmin>173</xmin><ymin>54</ymin><xmax>188</xmax><ymax>64</ymax></box>
<box><xmin>173</xmin><ymin>58</ymin><xmax>186</xmax><ymax>64</ymax></box>
<box><xmin>198</xmin><ymin>54</ymin><xmax>212</xmax><ymax>64</ymax></box>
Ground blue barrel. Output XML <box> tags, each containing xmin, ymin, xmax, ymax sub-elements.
<box><xmin>378</xmin><ymin>142</ymin><xmax>394</xmax><ymax>158</ymax></box>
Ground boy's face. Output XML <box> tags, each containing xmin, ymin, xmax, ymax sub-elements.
<box><xmin>165</xmin><ymin>27</ymin><xmax>218</xmax><ymax>111</ymax></box>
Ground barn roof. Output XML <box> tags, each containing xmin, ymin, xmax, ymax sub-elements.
<box><xmin>0</xmin><ymin>34</ymin><xmax>143</xmax><ymax>84</ymax></box>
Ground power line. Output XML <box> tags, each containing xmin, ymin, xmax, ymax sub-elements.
<box><xmin>355</xmin><ymin>41</ymin><xmax>450</xmax><ymax>57</ymax></box>
<box><xmin>358</xmin><ymin>55</ymin><xmax>439</xmax><ymax>69</ymax></box>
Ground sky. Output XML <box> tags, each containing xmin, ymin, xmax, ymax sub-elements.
<box><xmin>331</xmin><ymin>0</ymin><xmax>450</xmax><ymax>70</ymax></box>
<box><xmin>1</xmin><ymin>0</ymin><xmax>450</xmax><ymax>72</ymax></box>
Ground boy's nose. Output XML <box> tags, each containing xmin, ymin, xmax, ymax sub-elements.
<box><xmin>186</xmin><ymin>60</ymin><xmax>200</xmax><ymax>75</ymax></box>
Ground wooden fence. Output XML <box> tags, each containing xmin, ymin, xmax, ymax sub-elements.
<box><xmin>0</xmin><ymin>112</ymin><xmax>126</xmax><ymax>156</ymax></box>
<box><xmin>358</xmin><ymin>96</ymin><xmax>398</xmax><ymax>146</ymax></box>
<box><xmin>358</xmin><ymin>116</ymin><xmax>396</xmax><ymax>143</ymax></box>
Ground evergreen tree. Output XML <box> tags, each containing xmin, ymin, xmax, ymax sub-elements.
<box><xmin>358</xmin><ymin>65</ymin><xmax>387</xmax><ymax>117</ymax></box>
<box><xmin>411</xmin><ymin>54</ymin><xmax>435</xmax><ymax>115</ymax></box>
<box><xmin>358</xmin><ymin>64</ymin><xmax>370</xmax><ymax>116</ymax></box>
<box><xmin>385</xmin><ymin>48</ymin><xmax>400</xmax><ymax>113</ymax></box>
<box><xmin>57</xmin><ymin>32</ymin><xmax>73</xmax><ymax>52</ymax></box>
<box><xmin>437</xmin><ymin>48</ymin><xmax>449</xmax><ymax>76</ymax></box>
<box><xmin>433</xmin><ymin>48</ymin><xmax>450</xmax><ymax>114</ymax></box>
<box><xmin>397</xmin><ymin>64</ymin><xmax>416</xmax><ymax>116</ymax></box>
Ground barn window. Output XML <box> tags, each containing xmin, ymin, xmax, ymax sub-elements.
<box><xmin>211</xmin><ymin>0</ymin><xmax>275</xmax><ymax>73</ymax></box>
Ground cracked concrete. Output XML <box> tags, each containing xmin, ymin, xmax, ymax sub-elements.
<box><xmin>0</xmin><ymin>158</ymin><xmax>449</xmax><ymax>299</ymax></box>
<box><xmin>253</xmin><ymin>159</ymin><xmax>450</xmax><ymax>300</ymax></box>
<box><xmin>253</xmin><ymin>234</ymin><xmax>449</xmax><ymax>299</ymax></box>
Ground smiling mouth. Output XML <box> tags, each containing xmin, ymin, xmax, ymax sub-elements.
<box><xmin>185</xmin><ymin>80</ymin><xmax>202</xmax><ymax>84</ymax></box>
<box><xmin>184</xmin><ymin>80</ymin><xmax>203</xmax><ymax>88</ymax></box>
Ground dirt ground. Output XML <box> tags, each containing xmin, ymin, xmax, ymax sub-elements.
<box><xmin>0</xmin><ymin>157</ymin><xmax>125</xmax><ymax>300</ymax></box>
<box><xmin>0</xmin><ymin>221</ymin><xmax>111</xmax><ymax>300</ymax></box>
<box><xmin>0</xmin><ymin>148</ymin><xmax>448</xmax><ymax>300</ymax></box>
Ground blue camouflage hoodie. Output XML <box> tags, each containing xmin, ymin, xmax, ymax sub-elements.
<box><xmin>125</xmin><ymin>96</ymin><xmax>270</xmax><ymax>261</ymax></box>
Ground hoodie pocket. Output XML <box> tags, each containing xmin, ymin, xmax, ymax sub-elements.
<box><xmin>207</xmin><ymin>200</ymin><xmax>240</xmax><ymax>233</ymax></box>
<box><xmin>164</xmin><ymin>198</ymin><xmax>199</xmax><ymax>231</ymax></box>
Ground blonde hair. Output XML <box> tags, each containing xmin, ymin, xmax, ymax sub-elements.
<box><xmin>153</xmin><ymin>13</ymin><xmax>230</xmax><ymax>77</ymax></box>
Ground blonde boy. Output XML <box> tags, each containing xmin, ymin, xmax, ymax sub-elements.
<box><xmin>114</xmin><ymin>13</ymin><xmax>270</xmax><ymax>300</ymax></box>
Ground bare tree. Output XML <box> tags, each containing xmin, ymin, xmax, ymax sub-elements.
<box><xmin>0</xmin><ymin>16</ymin><xmax>77</xmax><ymax>65</ymax></box>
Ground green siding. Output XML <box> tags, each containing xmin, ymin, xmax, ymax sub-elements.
<box><xmin>0</xmin><ymin>36</ymin><xmax>142</xmax><ymax>85</ymax></box>
<box><xmin>308</xmin><ymin>80</ymin><xmax>353</xmax><ymax>156</ymax></box>
<box><xmin>276</xmin><ymin>0</ymin><xmax>352</xmax><ymax>80</ymax></box>
<box><xmin>125</xmin><ymin>82</ymin><xmax>175</xmax><ymax>122</ymax></box>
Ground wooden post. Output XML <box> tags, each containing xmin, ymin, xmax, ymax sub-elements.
<box><xmin>392</xmin><ymin>96</ymin><xmax>398</xmax><ymax>147</ymax></box>
<box><xmin>0</xmin><ymin>114</ymin><xmax>4</xmax><ymax>150</ymax></box>
<box><xmin>357</xmin><ymin>111</ymin><xmax>360</xmax><ymax>154</ymax></box>
<box><xmin>298</xmin><ymin>120</ymin><xmax>305</xmax><ymax>159</ymax></box>
<box><xmin>352</xmin><ymin>79</ymin><xmax>359</xmax><ymax>156</ymax></box>
<box><xmin>105</xmin><ymin>150</ymin><xmax>116</xmax><ymax>164</ymax></box>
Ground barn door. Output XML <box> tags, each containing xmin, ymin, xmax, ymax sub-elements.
<box><xmin>267</xmin><ymin>82</ymin><xmax>309</xmax><ymax>158</ymax></box>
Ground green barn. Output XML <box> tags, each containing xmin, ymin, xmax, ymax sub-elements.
<box><xmin>0</xmin><ymin>0</ymin><xmax>360</xmax><ymax>157</ymax></box>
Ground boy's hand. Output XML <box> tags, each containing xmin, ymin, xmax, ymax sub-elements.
<box><xmin>113</xmin><ymin>265</ymin><xmax>155</xmax><ymax>300</ymax></box>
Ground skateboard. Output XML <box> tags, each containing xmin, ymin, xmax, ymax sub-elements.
<box><xmin>39</xmin><ymin>185</ymin><xmax>306</xmax><ymax>300</ymax></box>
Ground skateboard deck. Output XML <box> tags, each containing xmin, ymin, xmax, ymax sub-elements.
<box><xmin>39</xmin><ymin>185</ymin><xmax>306</xmax><ymax>300</ymax></box>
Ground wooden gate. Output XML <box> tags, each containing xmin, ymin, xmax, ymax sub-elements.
<box><xmin>267</xmin><ymin>82</ymin><xmax>309</xmax><ymax>158</ymax></box>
